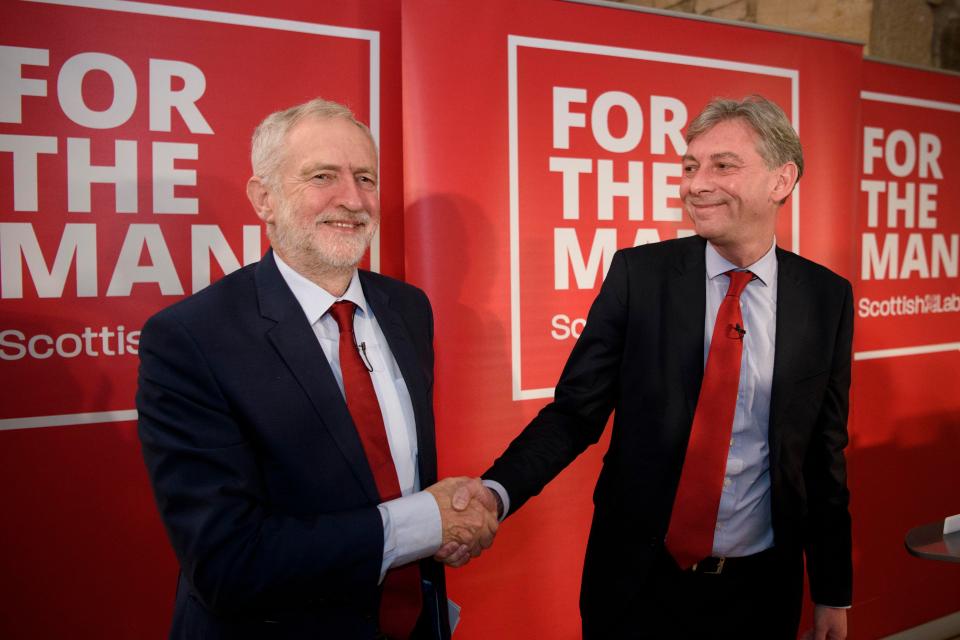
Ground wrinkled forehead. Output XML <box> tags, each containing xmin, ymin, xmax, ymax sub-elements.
<box><xmin>281</xmin><ymin>115</ymin><xmax>379</xmax><ymax>169</ymax></box>
<box><xmin>685</xmin><ymin>118</ymin><xmax>764</xmax><ymax>158</ymax></box>
<box><xmin>690</xmin><ymin>116</ymin><xmax>759</xmax><ymax>140</ymax></box>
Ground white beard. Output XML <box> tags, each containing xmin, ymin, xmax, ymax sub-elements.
<box><xmin>270</xmin><ymin>196</ymin><xmax>377</xmax><ymax>272</ymax></box>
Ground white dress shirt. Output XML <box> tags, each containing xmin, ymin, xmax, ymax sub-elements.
<box><xmin>274</xmin><ymin>254</ymin><xmax>442</xmax><ymax>580</ymax></box>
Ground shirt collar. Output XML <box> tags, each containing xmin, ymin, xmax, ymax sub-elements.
<box><xmin>705</xmin><ymin>238</ymin><xmax>777</xmax><ymax>286</ymax></box>
<box><xmin>273</xmin><ymin>252</ymin><xmax>369</xmax><ymax>325</ymax></box>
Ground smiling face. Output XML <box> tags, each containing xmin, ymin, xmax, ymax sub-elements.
<box><xmin>680</xmin><ymin>118</ymin><xmax>797</xmax><ymax>265</ymax></box>
<box><xmin>251</xmin><ymin>115</ymin><xmax>380</xmax><ymax>281</ymax></box>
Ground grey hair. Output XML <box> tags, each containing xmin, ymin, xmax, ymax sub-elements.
<box><xmin>250</xmin><ymin>97</ymin><xmax>376</xmax><ymax>186</ymax></box>
<box><xmin>686</xmin><ymin>95</ymin><xmax>803</xmax><ymax>181</ymax></box>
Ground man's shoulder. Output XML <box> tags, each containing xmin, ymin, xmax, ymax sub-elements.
<box><xmin>359</xmin><ymin>270</ymin><xmax>431</xmax><ymax>307</ymax></box>
<box><xmin>776</xmin><ymin>247</ymin><xmax>852</xmax><ymax>291</ymax></box>
<box><xmin>147</xmin><ymin>261</ymin><xmax>260</xmax><ymax>329</ymax></box>
<box><xmin>616</xmin><ymin>235</ymin><xmax>706</xmax><ymax>269</ymax></box>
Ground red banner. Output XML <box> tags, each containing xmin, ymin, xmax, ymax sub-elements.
<box><xmin>848</xmin><ymin>59</ymin><xmax>960</xmax><ymax>638</ymax></box>
<box><xmin>403</xmin><ymin>1</ymin><xmax>860</xmax><ymax>637</ymax></box>
<box><xmin>0</xmin><ymin>0</ymin><xmax>398</xmax><ymax>426</ymax></box>
<box><xmin>510</xmin><ymin>38</ymin><xmax>799</xmax><ymax>398</ymax></box>
<box><xmin>855</xmin><ymin>67</ymin><xmax>960</xmax><ymax>359</ymax></box>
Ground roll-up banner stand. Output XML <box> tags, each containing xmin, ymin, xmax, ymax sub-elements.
<box><xmin>0</xmin><ymin>1</ymin><xmax>401</xmax><ymax>637</ymax></box>
<box><xmin>849</xmin><ymin>58</ymin><xmax>960</xmax><ymax>638</ymax></box>
<box><xmin>402</xmin><ymin>0</ymin><xmax>860</xmax><ymax>636</ymax></box>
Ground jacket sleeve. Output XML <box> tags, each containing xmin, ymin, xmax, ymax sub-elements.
<box><xmin>136</xmin><ymin>310</ymin><xmax>384</xmax><ymax>617</ymax></box>
<box><xmin>803</xmin><ymin>279</ymin><xmax>854</xmax><ymax>607</ymax></box>
<box><xmin>484</xmin><ymin>249</ymin><xmax>631</xmax><ymax>513</ymax></box>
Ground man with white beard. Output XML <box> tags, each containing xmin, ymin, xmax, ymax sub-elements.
<box><xmin>137</xmin><ymin>98</ymin><xmax>497</xmax><ymax>639</ymax></box>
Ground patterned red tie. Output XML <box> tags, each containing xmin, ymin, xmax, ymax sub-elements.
<box><xmin>329</xmin><ymin>301</ymin><xmax>421</xmax><ymax>639</ymax></box>
<box><xmin>665</xmin><ymin>270</ymin><xmax>753</xmax><ymax>569</ymax></box>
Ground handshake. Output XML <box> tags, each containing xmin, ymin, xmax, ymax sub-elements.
<box><xmin>426</xmin><ymin>477</ymin><xmax>501</xmax><ymax>568</ymax></box>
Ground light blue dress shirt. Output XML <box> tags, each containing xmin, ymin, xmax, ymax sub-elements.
<box><xmin>705</xmin><ymin>241</ymin><xmax>778</xmax><ymax>558</ymax></box>
<box><xmin>488</xmin><ymin>241</ymin><xmax>780</xmax><ymax>551</ymax></box>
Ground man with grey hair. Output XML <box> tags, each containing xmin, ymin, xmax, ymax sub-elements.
<box><xmin>477</xmin><ymin>95</ymin><xmax>852</xmax><ymax>639</ymax></box>
<box><xmin>137</xmin><ymin>97</ymin><xmax>497</xmax><ymax>639</ymax></box>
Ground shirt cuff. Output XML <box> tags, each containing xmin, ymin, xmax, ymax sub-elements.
<box><xmin>482</xmin><ymin>479</ymin><xmax>510</xmax><ymax>521</ymax></box>
<box><xmin>377</xmin><ymin>490</ymin><xmax>442</xmax><ymax>582</ymax></box>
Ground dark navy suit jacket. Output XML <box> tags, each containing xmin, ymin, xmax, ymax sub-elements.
<box><xmin>485</xmin><ymin>235</ymin><xmax>853</xmax><ymax>636</ymax></box>
<box><xmin>137</xmin><ymin>250</ymin><xmax>449</xmax><ymax>639</ymax></box>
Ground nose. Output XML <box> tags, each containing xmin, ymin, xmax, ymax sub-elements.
<box><xmin>334</xmin><ymin>174</ymin><xmax>365</xmax><ymax>212</ymax></box>
<box><xmin>683</xmin><ymin>167</ymin><xmax>712</xmax><ymax>197</ymax></box>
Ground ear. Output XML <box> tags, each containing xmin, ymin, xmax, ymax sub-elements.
<box><xmin>246</xmin><ymin>176</ymin><xmax>276</xmax><ymax>224</ymax></box>
<box><xmin>770</xmin><ymin>162</ymin><xmax>799</xmax><ymax>204</ymax></box>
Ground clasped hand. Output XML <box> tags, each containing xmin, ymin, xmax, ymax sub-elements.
<box><xmin>426</xmin><ymin>477</ymin><xmax>499</xmax><ymax>568</ymax></box>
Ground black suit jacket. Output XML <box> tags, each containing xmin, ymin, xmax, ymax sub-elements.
<box><xmin>137</xmin><ymin>250</ymin><xmax>450</xmax><ymax>639</ymax></box>
<box><xmin>485</xmin><ymin>235</ymin><xmax>852</xmax><ymax>629</ymax></box>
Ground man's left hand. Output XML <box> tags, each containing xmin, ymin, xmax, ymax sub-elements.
<box><xmin>800</xmin><ymin>605</ymin><xmax>847</xmax><ymax>640</ymax></box>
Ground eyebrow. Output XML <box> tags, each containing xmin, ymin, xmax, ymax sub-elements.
<box><xmin>681</xmin><ymin>151</ymin><xmax>746</xmax><ymax>164</ymax></box>
<box><xmin>298</xmin><ymin>162</ymin><xmax>378</xmax><ymax>177</ymax></box>
<box><xmin>710</xmin><ymin>152</ymin><xmax>745</xmax><ymax>163</ymax></box>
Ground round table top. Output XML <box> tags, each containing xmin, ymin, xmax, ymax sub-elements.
<box><xmin>905</xmin><ymin>520</ymin><xmax>960</xmax><ymax>563</ymax></box>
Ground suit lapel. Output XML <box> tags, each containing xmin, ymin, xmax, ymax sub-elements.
<box><xmin>668</xmin><ymin>237</ymin><xmax>708</xmax><ymax>423</ymax></box>
<box><xmin>255</xmin><ymin>252</ymin><xmax>381</xmax><ymax>503</ymax></box>
<box><xmin>769</xmin><ymin>248</ymin><xmax>810</xmax><ymax>471</ymax></box>
<box><xmin>362</xmin><ymin>274</ymin><xmax>438</xmax><ymax>487</ymax></box>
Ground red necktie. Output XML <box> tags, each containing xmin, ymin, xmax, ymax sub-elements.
<box><xmin>665</xmin><ymin>270</ymin><xmax>753</xmax><ymax>569</ymax></box>
<box><xmin>329</xmin><ymin>301</ymin><xmax>421</xmax><ymax>639</ymax></box>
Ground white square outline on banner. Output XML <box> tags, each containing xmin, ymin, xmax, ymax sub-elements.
<box><xmin>853</xmin><ymin>90</ymin><xmax>960</xmax><ymax>362</ymax></box>
<box><xmin>1</xmin><ymin>0</ymin><xmax>381</xmax><ymax>431</ymax></box>
<box><xmin>508</xmin><ymin>35</ymin><xmax>800</xmax><ymax>401</ymax></box>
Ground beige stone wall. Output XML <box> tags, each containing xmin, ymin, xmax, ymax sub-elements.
<box><xmin>930</xmin><ymin>0</ymin><xmax>960</xmax><ymax>68</ymax></box>
<box><xmin>756</xmin><ymin>0</ymin><xmax>872</xmax><ymax>44</ymax></box>
<box><xmin>870</xmin><ymin>0</ymin><xmax>934</xmax><ymax>66</ymax></box>
<box><xmin>615</xmin><ymin>0</ymin><xmax>955</xmax><ymax>71</ymax></box>
<box><xmin>619</xmin><ymin>0</ymin><xmax>751</xmax><ymax>21</ymax></box>
<box><xmin>618</xmin><ymin>0</ymin><xmax>870</xmax><ymax>38</ymax></box>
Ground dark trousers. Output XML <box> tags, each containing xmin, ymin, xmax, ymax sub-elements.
<box><xmin>589</xmin><ymin>546</ymin><xmax>804</xmax><ymax>640</ymax></box>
